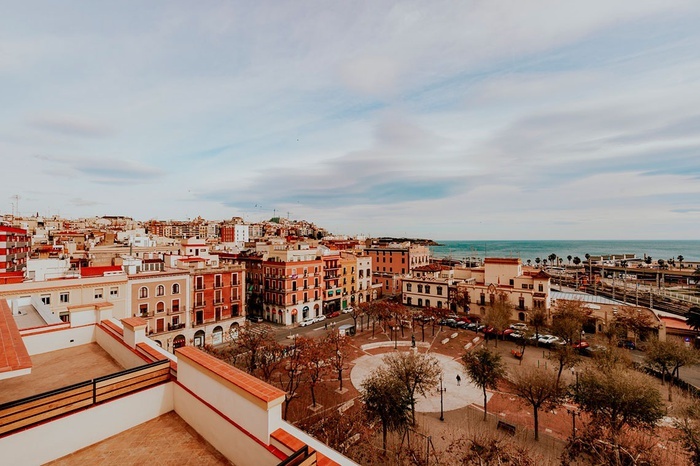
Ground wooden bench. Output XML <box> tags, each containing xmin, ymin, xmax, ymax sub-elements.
<box><xmin>511</xmin><ymin>349</ymin><xmax>523</xmax><ymax>360</ymax></box>
<box><xmin>497</xmin><ymin>420</ymin><xmax>516</xmax><ymax>436</ymax></box>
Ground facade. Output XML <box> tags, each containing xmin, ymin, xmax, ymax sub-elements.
<box><xmin>128</xmin><ymin>269</ymin><xmax>190</xmax><ymax>352</ymax></box>
<box><xmin>262</xmin><ymin>254</ymin><xmax>323</xmax><ymax>325</ymax></box>
<box><xmin>322</xmin><ymin>253</ymin><xmax>342</xmax><ymax>313</ymax></box>
<box><xmin>366</xmin><ymin>242</ymin><xmax>431</xmax><ymax>296</ymax></box>
<box><xmin>402</xmin><ymin>258</ymin><xmax>552</xmax><ymax>323</ymax></box>
<box><xmin>0</xmin><ymin>225</ymin><xmax>30</xmax><ymax>273</ymax></box>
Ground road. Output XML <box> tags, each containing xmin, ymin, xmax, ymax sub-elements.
<box><xmin>626</xmin><ymin>348</ymin><xmax>700</xmax><ymax>391</ymax></box>
<box><xmin>272</xmin><ymin>313</ymin><xmax>356</xmax><ymax>344</ymax></box>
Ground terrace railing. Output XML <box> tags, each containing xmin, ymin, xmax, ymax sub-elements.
<box><xmin>0</xmin><ymin>359</ymin><xmax>170</xmax><ymax>436</ymax></box>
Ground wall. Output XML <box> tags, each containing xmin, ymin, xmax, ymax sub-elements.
<box><xmin>95</xmin><ymin>325</ymin><xmax>148</xmax><ymax>368</ymax></box>
<box><xmin>0</xmin><ymin>383</ymin><xmax>173</xmax><ymax>466</ymax></box>
<box><xmin>174</xmin><ymin>385</ymin><xmax>279</xmax><ymax>466</ymax></box>
<box><xmin>175</xmin><ymin>356</ymin><xmax>274</xmax><ymax>442</ymax></box>
<box><xmin>21</xmin><ymin>325</ymin><xmax>96</xmax><ymax>355</ymax></box>
<box><xmin>271</xmin><ymin>421</ymin><xmax>359</xmax><ymax>466</ymax></box>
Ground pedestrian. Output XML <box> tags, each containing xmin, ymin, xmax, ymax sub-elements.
<box><xmin>325</xmin><ymin>322</ymin><xmax>328</xmax><ymax>330</ymax></box>
<box><xmin>456</xmin><ymin>374</ymin><xmax>461</xmax><ymax>386</ymax></box>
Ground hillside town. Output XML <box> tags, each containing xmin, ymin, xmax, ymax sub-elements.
<box><xmin>1</xmin><ymin>214</ymin><xmax>700</xmax><ymax>465</ymax></box>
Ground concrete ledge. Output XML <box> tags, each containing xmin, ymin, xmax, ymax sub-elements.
<box><xmin>472</xmin><ymin>337</ymin><xmax>480</xmax><ymax>344</ymax></box>
<box><xmin>450</xmin><ymin>332</ymin><xmax>458</xmax><ymax>339</ymax></box>
<box><xmin>441</xmin><ymin>338</ymin><xmax>450</xmax><ymax>344</ymax></box>
<box><xmin>360</xmin><ymin>341</ymin><xmax>430</xmax><ymax>351</ymax></box>
<box><xmin>464</xmin><ymin>343</ymin><xmax>473</xmax><ymax>350</ymax></box>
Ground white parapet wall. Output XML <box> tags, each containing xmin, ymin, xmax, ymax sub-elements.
<box><xmin>0</xmin><ymin>383</ymin><xmax>174</xmax><ymax>466</ymax></box>
<box><xmin>95</xmin><ymin>323</ymin><xmax>149</xmax><ymax>369</ymax></box>
<box><xmin>21</xmin><ymin>325</ymin><xmax>96</xmax><ymax>356</ymax></box>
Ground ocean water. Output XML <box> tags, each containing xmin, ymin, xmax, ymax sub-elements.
<box><xmin>430</xmin><ymin>240</ymin><xmax>700</xmax><ymax>264</ymax></box>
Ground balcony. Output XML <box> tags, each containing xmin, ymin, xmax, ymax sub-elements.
<box><xmin>168</xmin><ymin>323</ymin><xmax>186</xmax><ymax>331</ymax></box>
<box><xmin>194</xmin><ymin>285</ymin><xmax>206</xmax><ymax>291</ymax></box>
<box><xmin>168</xmin><ymin>307</ymin><xmax>183</xmax><ymax>315</ymax></box>
<box><xmin>194</xmin><ymin>300</ymin><xmax>206</xmax><ymax>308</ymax></box>
<box><xmin>213</xmin><ymin>299</ymin><xmax>224</xmax><ymax>305</ymax></box>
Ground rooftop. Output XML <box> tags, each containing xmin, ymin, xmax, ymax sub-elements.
<box><xmin>0</xmin><ymin>343</ymin><xmax>123</xmax><ymax>405</ymax></box>
<box><xmin>46</xmin><ymin>412</ymin><xmax>234</xmax><ymax>466</ymax></box>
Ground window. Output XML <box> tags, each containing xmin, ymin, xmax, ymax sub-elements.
<box><xmin>509</xmin><ymin>279</ymin><xmax>514</xmax><ymax>286</ymax></box>
<box><xmin>59</xmin><ymin>292</ymin><xmax>69</xmax><ymax>303</ymax></box>
<box><xmin>139</xmin><ymin>287</ymin><xmax>148</xmax><ymax>299</ymax></box>
<box><xmin>95</xmin><ymin>288</ymin><xmax>103</xmax><ymax>300</ymax></box>
<box><xmin>436</xmin><ymin>286</ymin><xmax>442</xmax><ymax>295</ymax></box>
<box><xmin>437</xmin><ymin>301</ymin><xmax>442</xmax><ymax>308</ymax></box>
<box><xmin>41</xmin><ymin>294</ymin><xmax>51</xmax><ymax>305</ymax></box>
<box><xmin>110</xmin><ymin>287</ymin><xmax>118</xmax><ymax>297</ymax></box>
<box><xmin>407</xmin><ymin>283</ymin><xmax>412</xmax><ymax>292</ymax></box>
<box><xmin>418</xmin><ymin>298</ymin><xmax>423</xmax><ymax>306</ymax></box>
<box><xmin>425</xmin><ymin>299</ymin><xmax>430</xmax><ymax>307</ymax></box>
<box><xmin>156</xmin><ymin>285</ymin><xmax>165</xmax><ymax>296</ymax></box>
<box><xmin>172</xmin><ymin>283</ymin><xmax>180</xmax><ymax>294</ymax></box>
<box><xmin>538</xmin><ymin>284</ymin><xmax>544</xmax><ymax>292</ymax></box>
<box><xmin>214</xmin><ymin>274</ymin><xmax>223</xmax><ymax>288</ymax></box>
<box><xmin>195</xmin><ymin>276</ymin><xmax>204</xmax><ymax>291</ymax></box>
<box><xmin>522</xmin><ymin>284</ymin><xmax>528</xmax><ymax>289</ymax></box>
<box><xmin>417</xmin><ymin>284</ymin><xmax>423</xmax><ymax>293</ymax></box>
<box><xmin>139</xmin><ymin>304</ymin><xmax>148</xmax><ymax>316</ymax></box>
<box><xmin>231</xmin><ymin>273</ymin><xmax>238</xmax><ymax>286</ymax></box>
<box><xmin>425</xmin><ymin>285</ymin><xmax>431</xmax><ymax>294</ymax></box>
<box><xmin>172</xmin><ymin>299</ymin><xmax>180</xmax><ymax>313</ymax></box>
<box><xmin>407</xmin><ymin>297</ymin><xmax>412</xmax><ymax>305</ymax></box>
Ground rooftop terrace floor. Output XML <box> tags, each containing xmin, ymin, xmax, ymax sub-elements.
<box><xmin>0</xmin><ymin>343</ymin><xmax>123</xmax><ymax>405</ymax></box>
<box><xmin>45</xmin><ymin>411</ymin><xmax>233</xmax><ymax>466</ymax></box>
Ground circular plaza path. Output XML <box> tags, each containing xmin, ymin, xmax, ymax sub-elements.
<box><xmin>349</xmin><ymin>350</ymin><xmax>492</xmax><ymax>413</ymax></box>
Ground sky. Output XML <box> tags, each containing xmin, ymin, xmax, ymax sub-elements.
<box><xmin>2</xmin><ymin>1</ymin><xmax>700</xmax><ymax>240</ymax></box>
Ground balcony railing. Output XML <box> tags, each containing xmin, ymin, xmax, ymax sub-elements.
<box><xmin>194</xmin><ymin>300</ymin><xmax>206</xmax><ymax>308</ymax></box>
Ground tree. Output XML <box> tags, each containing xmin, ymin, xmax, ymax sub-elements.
<box><xmin>526</xmin><ymin>259</ymin><xmax>532</xmax><ymax>267</ymax></box>
<box><xmin>573</xmin><ymin>256</ymin><xmax>581</xmax><ymax>266</ymax></box>
<box><xmin>484</xmin><ymin>293</ymin><xmax>512</xmax><ymax>347</ymax></box>
<box><xmin>673</xmin><ymin>398</ymin><xmax>700</xmax><ymax>465</ymax></box>
<box><xmin>257</xmin><ymin>340</ymin><xmax>285</xmax><ymax>383</ymax></box>
<box><xmin>324</xmin><ymin>329</ymin><xmax>349</xmax><ymax>392</ymax></box>
<box><xmin>658</xmin><ymin>258</ymin><xmax>665</xmax><ymax>269</ymax></box>
<box><xmin>510</xmin><ymin>367</ymin><xmax>563</xmax><ymax>441</ymax></box>
<box><xmin>645</xmin><ymin>255</ymin><xmax>653</xmax><ymax>266</ymax></box>
<box><xmin>678</xmin><ymin>255</ymin><xmax>685</xmax><ymax>269</ymax></box>
<box><xmin>360</xmin><ymin>367</ymin><xmax>412</xmax><ymax>453</ymax></box>
<box><xmin>687</xmin><ymin>306</ymin><xmax>700</xmax><ymax>335</ymax></box>
<box><xmin>451</xmin><ymin>287</ymin><xmax>471</xmax><ymax>314</ymax></box>
<box><xmin>528</xmin><ymin>307</ymin><xmax>548</xmax><ymax>346</ymax></box>
<box><xmin>279</xmin><ymin>336</ymin><xmax>308</xmax><ymax>420</ymax></box>
<box><xmin>462</xmin><ymin>347</ymin><xmax>505</xmax><ymax>421</ymax></box>
<box><xmin>567</xmin><ymin>255</ymin><xmax>572</xmax><ymax>265</ymax></box>
<box><xmin>613</xmin><ymin>307</ymin><xmax>656</xmax><ymax>344</ymax></box>
<box><xmin>574</xmin><ymin>366</ymin><xmax>664</xmax><ymax>436</ymax></box>
<box><xmin>550</xmin><ymin>299</ymin><xmax>591</xmax><ymax>345</ymax></box>
<box><xmin>382</xmin><ymin>351</ymin><xmax>441</xmax><ymax>425</ymax></box>
<box><xmin>535</xmin><ymin>257</ymin><xmax>541</xmax><ymax>268</ymax></box>
<box><xmin>549</xmin><ymin>344</ymin><xmax>580</xmax><ymax>386</ymax></box>
<box><xmin>548</xmin><ymin>253</ymin><xmax>557</xmax><ymax>266</ymax></box>
<box><xmin>303</xmin><ymin>337</ymin><xmax>331</xmax><ymax>408</ymax></box>
<box><xmin>228</xmin><ymin>323</ymin><xmax>277</xmax><ymax>374</ymax></box>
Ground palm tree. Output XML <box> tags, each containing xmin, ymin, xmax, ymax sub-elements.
<box><xmin>567</xmin><ymin>255</ymin><xmax>572</xmax><ymax>265</ymax></box>
<box><xmin>573</xmin><ymin>256</ymin><xmax>581</xmax><ymax>266</ymax></box>
<box><xmin>658</xmin><ymin>259</ymin><xmax>666</xmax><ymax>269</ymax></box>
<box><xmin>548</xmin><ymin>253</ymin><xmax>557</xmax><ymax>267</ymax></box>
<box><xmin>645</xmin><ymin>256</ymin><xmax>653</xmax><ymax>266</ymax></box>
<box><xmin>678</xmin><ymin>255</ymin><xmax>684</xmax><ymax>269</ymax></box>
<box><xmin>526</xmin><ymin>259</ymin><xmax>532</xmax><ymax>267</ymax></box>
<box><xmin>686</xmin><ymin>307</ymin><xmax>700</xmax><ymax>338</ymax></box>
<box><xmin>535</xmin><ymin>257</ymin><xmax>541</xmax><ymax>268</ymax></box>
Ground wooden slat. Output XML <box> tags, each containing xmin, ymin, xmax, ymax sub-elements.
<box><xmin>0</xmin><ymin>389</ymin><xmax>92</xmax><ymax>427</ymax></box>
<box><xmin>95</xmin><ymin>367</ymin><xmax>170</xmax><ymax>396</ymax></box>
<box><xmin>94</xmin><ymin>363</ymin><xmax>167</xmax><ymax>389</ymax></box>
<box><xmin>95</xmin><ymin>372</ymin><xmax>170</xmax><ymax>403</ymax></box>
<box><xmin>0</xmin><ymin>384</ymin><xmax>92</xmax><ymax>420</ymax></box>
<box><xmin>0</xmin><ymin>398</ymin><xmax>93</xmax><ymax>435</ymax></box>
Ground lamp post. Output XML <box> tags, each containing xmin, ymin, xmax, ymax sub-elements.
<box><xmin>438</xmin><ymin>373</ymin><xmax>446</xmax><ymax>421</ymax></box>
<box><xmin>566</xmin><ymin>407</ymin><xmax>579</xmax><ymax>439</ymax></box>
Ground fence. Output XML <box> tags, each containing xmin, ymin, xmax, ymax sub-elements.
<box><xmin>0</xmin><ymin>359</ymin><xmax>170</xmax><ymax>436</ymax></box>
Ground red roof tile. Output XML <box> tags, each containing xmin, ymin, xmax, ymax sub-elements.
<box><xmin>0</xmin><ymin>299</ymin><xmax>32</xmax><ymax>373</ymax></box>
<box><xmin>80</xmin><ymin>266</ymin><xmax>124</xmax><ymax>277</ymax></box>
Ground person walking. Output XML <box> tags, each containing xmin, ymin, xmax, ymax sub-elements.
<box><xmin>456</xmin><ymin>374</ymin><xmax>461</xmax><ymax>386</ymax></box>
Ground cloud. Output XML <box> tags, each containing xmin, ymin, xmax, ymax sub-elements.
<box><xmin>35</xmin><ymin>155</ymin><xmax>165</xmax><ymax>184</ymax></box>
<box><xmin>27</xmin><ymin>115</ymin><xmax>114</xmax><ymax>138</ymax></box>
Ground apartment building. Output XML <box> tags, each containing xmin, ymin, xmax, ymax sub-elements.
<box><xmin>0</xmin><ymin>225</ymin><xmax>30</xmax><ymax>273</ymax></box>
<box><xmin>128</xmin><ymin>268</ymin><xmax>190</xmax><ymax>352</ymax></box>
<box><xmin>190</xmin><ymin>264</ymin><xmax>245</xmax><ymax>346</ymax></box>
<box><xmin>402</xmin><ymin>258</ymin><xmax>551</xmax><ymax>322</ymax></box>
<box><xmin>322</xmin><ymin>253</ymin><xmax>342</xmax><ymax>313</ymax></box>
<box><xmin>366</xmin><ymin>242</ymin><xmax>431</xmax><ymax>296</ymax></box>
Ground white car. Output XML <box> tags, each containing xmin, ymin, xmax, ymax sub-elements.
<box><xmin>315</xmin><ymin>314</ymin><xmax>327</xmax><ymax>323</ymax></box>
<box><xmin>342</xmin><ymin>307</ymin><xmax>354</xmax><ymax>314</ymax></box>
<box><xmin>299</xmin><ymin>318</ymin><xmax>315</xmax><ymax>327</ymax></box>
<box><xmin>538</xmin><ymin>335</ymin><xmax>560</xmax><ymax>345</ymax></box>
<box><xmin>510</xmin><ymin>323</ymin><xmax>528</xmax><ymax>331</ymax></box>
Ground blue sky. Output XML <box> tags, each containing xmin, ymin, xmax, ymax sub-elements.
<box><xmin>2</xmin><ymin>1</ymin><xmax>700</xmax><ymax>240</ymax></box>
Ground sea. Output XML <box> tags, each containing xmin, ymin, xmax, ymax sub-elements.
<box><xmin>430</xmin><ymin>240</ymin><xmax>700</xmax><ymax>264</ymax></box>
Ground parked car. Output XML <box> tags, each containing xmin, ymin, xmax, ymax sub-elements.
<box><xmin>342</xmin><ymin>307</ymin><xmax>354</xmax><ymax>314</ymax></box>
<box><xmin>509</xmin><ymin>323</ymin><xmax>528</xmax><ymax>331</ymax></box>
<box><xmin>315</xmin><ymin>314</ymin><xmax>327</xmax><ymax>323</ymax></box>
<box><xmin>328</xmin><ymin>311</ymin><xmax>340</xmax><ymax>318</ymax></box>
<box><xmin>618</xmin><ymin>340</ymin><xmax>636</xmax><ymax>350</ymax></box>
<box><xmin>466</xmin><ymin>322</ymin><xmax>478</xmax><ymax>330</ymax></box>
<box><xmin>573</xmin><ymin>340</ymin><xmax>590</xmax><ymax>350</ymax></box>
<box><xmin>537</xmin><ymin>335</ymin><xmax>560</xmax><ymax>346</ymax></box>
<box><xmin>246</xmin><ymin>315</ymin><xmax>263</xmax><ymax>323</ymax></box>
<box><xmin>299</xmin><ymin>318</ymin><xmax>315</xmax><ymax>327</ymax></box>
<box><xmin>580</xmin><ymin>344</ymin><xmax>607</xmax><ymax>357</ymax></box>
<box><xmin>508</xmin><ymin>331</ymin><xmax>524</xmax><ymax>340</ymax></box>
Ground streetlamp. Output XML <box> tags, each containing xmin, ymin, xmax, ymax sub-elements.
<box><xmin>438</xmin><ymin>373</ymin><xmax>446</xmax><ymax>421</ymax></box>
<box><xmin>566</xmin><ymin>406</ymin><xmax>579</xmax><ymax>439</ymax></box>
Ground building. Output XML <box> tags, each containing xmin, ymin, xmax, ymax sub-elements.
<box><xmin>402</xmin><ymin>258</ymin><xmax>552</xmax><ymax>323</ymax></box>
<box><xmin>366</xmin><ymin>242</ymin><xmax>431</xmax><ymax>296</ymax></box>
<box><xmin>0</xmin><ymin>299</ymin><xmax>354</xmax><ymax>465</ymax></box>
<box><xmin>0</xmin><ymin>225</ymin><xmax>30</xmax><ymax>273</ymax></box>
<box><xmin>322</xmin><ymin>253</ymin><xmax>342</xmax><ymax>313</ymax></box>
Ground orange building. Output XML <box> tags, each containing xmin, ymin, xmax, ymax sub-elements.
<box><xmin>0</xmin><ymin>225</ymin><xmax>30</xmax><ymax>273</ymax></box>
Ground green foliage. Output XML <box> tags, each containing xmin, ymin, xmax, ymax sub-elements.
<box><xmin>687</xmin><ymin>307</ymin><xmax>700</xmax><ymax>333</ymax></box>
<box><xmin>575</xmin><ymin>366</ymin><xmax>664</xmax><ymax>435</ymax></box>
<box><xmin>462</xmin><ymin>346</ymin><xmax>505</xmax><ymax>420</ymax></box>
<box><xmin>361</xmin><ymin>367</ymin><xmax>412</xmax><ymax>452</ymax></box>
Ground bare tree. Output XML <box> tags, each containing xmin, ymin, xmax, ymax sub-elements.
<box><xmin>509</xmin><ymin>366</ymin><xmax>564</xmax><ymax>440</ymax></box>
<box><xmin>382</xmin><ymin>351</ymin><xmax>441</xmax><ymax>425</ymax></box>
<box><xmin>303</xmin><ymin>337</ymin><xmax>331</xmax><ymax>408</ymax></box>
<box><xmin>257</xmin><ymin>340</ymin><xmax>285</xmax><ymax>383</ymax></box>
<box><xmin>551</xmin><ymin>299</ymin><xmax>591</xmax><ymax>345</ymax></box>
<box><xmin>484</xmin><ymin>292</ymin><xmax>512</xmax><ymax>347</ymax></box>
<box><xmin>462</xmin><ymin>346</ymin><xmax>505</xmax><ymax>421</ymax></box>
<box><xmin>613</xmin><ymin>307</ymin><xmax>656</xmax><ymax>345</ymax></box>
<box><xmin>324</xmin><ymin>329</ymin><xmax>349</xmax><ymax>392</ymax></box>
<box><xmin>279</xmin><ymin>336</ymin><xmax>308</xmax><ymax>420</ymax></box>
<box><xmin>528</xmin><ymin>307</ymin><xmax>548</xmax><ymax>347</ymax></box>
